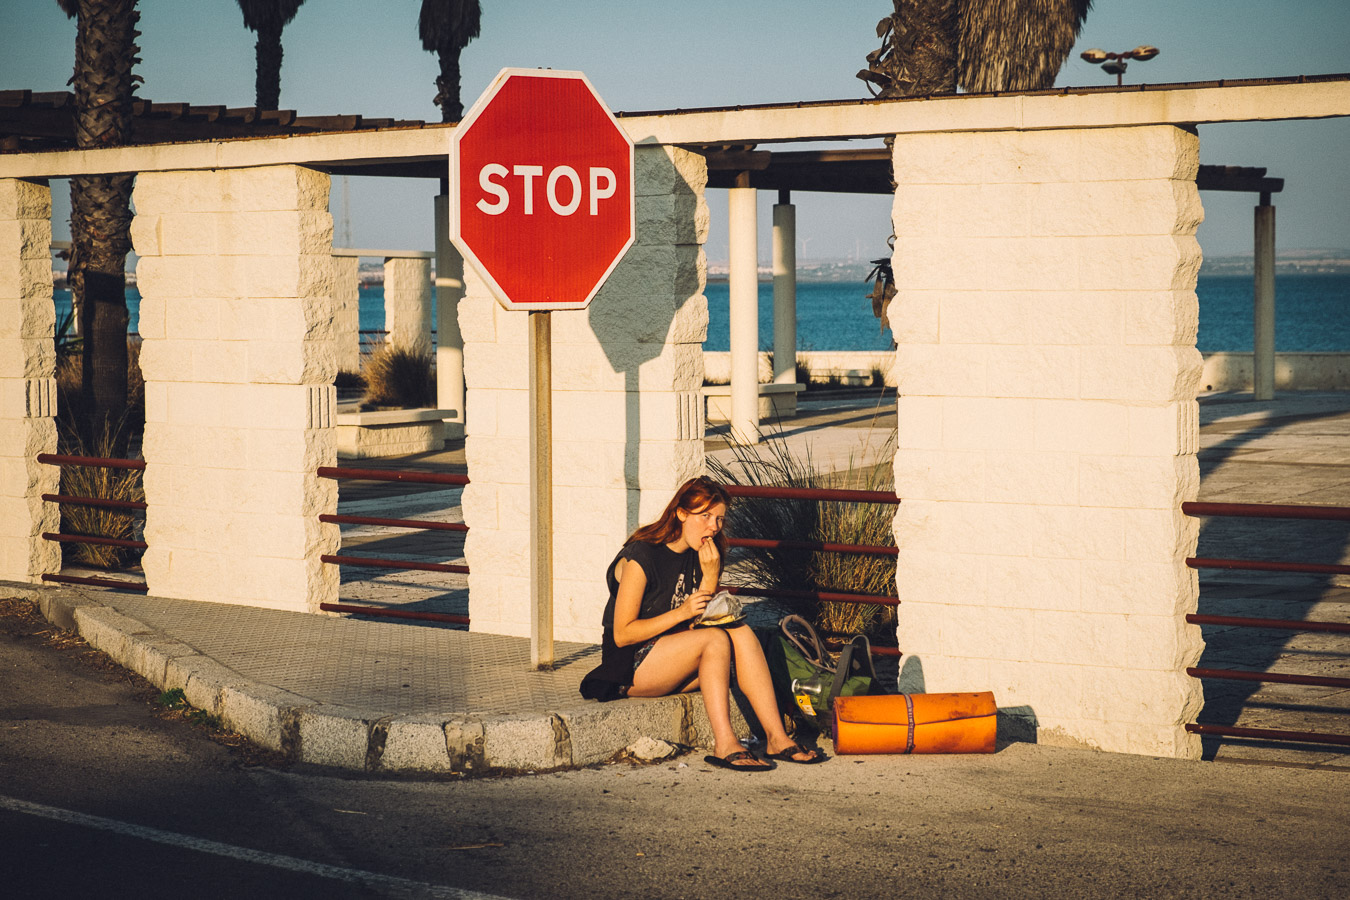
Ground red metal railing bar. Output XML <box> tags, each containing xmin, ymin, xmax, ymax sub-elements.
<box><xmin>1182</xmin><ymin>501</ymin><xmax>1350</xmax><ymax>521</ymax></box>
<box><xmin>1187</xmin><ymin>613</ymin><xmax>1350</xmax><ymax>634</ymax></box>
<box><xmin>871</xmin><ymin>646</ymin><xmax>900</xmax><ymax>658</ymax></box>
<box><xmin>319</xmin><ymin>513</ymin><xmax>467</xmax><ymax>532</ymax></box>
<box><xmin>320</xmin><ymin>553</ymin><xmax>469</xmax><ymax>574</ymax></box>
<box><xmin>1185</xmin><ymin>722</ymin><xmax>1350</xmax><ymax>748</ymax></box>
<box><xmin>721</xmin><ymin>584</ymin><xmax>899</xmax><ymax>607</ymax></box>
<box><xmin>720</xmin><ymin>484</ymin><xmax>899</xmax><ymax>504</ymax></box>
<box><xmin>1187</xmin><ymin>556</ymin><xmax>1350</xmax><ymax>577</ymax></box>
<box><xmin>42</xmin><ymin>493</ymin><xmax>147</xmax><ymax>511</ymax></box>
<box><xmin>318</xmin><ymin>466</ymin><xmax>469</xmax><ymax>486</ymax></box>
<box><xmin>42</xmin><ymin>532</ymin><xmax>147</xmax><ymax>550</ymax></box>
<box><xmin>726</xmin><ymin>536</ymin><xmax>897</xmax><ymax>557</ymax></box>
<box><xmin>1187</xmin><ymin>667</ymin><xmax>1350</xmax><ymax>690</ymax></box>
<box><xmin>37</xmin><ymin>453</ymin><xmax>145</xmax><ymax>470</ymax></box>
<box><xmin>319</xmin><ymin>602</ymin><xmax>469</xmax><ymax>626</ymax></box>
<box><xmin>42</xmin><ymin>573</ymin><xmax>148</xmax><ymax>593</ymax></box>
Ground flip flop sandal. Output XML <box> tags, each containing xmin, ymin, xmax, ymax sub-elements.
<box><xmin>766</xmin><ymin>743</ymin><xmax>828</xmax><ymax>764</ymax></box>
<box><xmin>704</xmin><ymin>750</ymin><xmax>774</xmax><ymax>772</ymax></box>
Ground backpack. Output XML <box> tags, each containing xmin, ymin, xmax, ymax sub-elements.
<box><xmin>763</xmin><ymin>614</ymin><xmax>878</xmax><ymax>735</ymax></box>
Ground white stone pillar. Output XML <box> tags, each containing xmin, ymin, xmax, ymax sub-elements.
<box><xmin>132</xmin><ymin>166</ymin><xmax>339</xmax><ymax>612</ymax></box>
<box><xmin>460</xmin><ymin>145</ymin><xmax>709</xmax><ymax>641</ymax></box>
<box><xmin>1253</xmin><ymin>198</ymin><xmax>1276</xmax><ymax>401</ymax></box>
<box><xmin>890</xmin><ymin>126</ymin><xmax>1205</xmax><ymax>758</ymax></box>
<box><xmin>0</xmin><ymin>178</ymin><xmax>59</xmax><ymax>582</ymax></box>
<box><xmin>434</xmin><ymin>194</ymin><xmax>466</xmax><ymax>438</ymax></box>
<box><xmin>772</xmin><ymin>195</ymin><xmax>797</xmax><ymax>386</ymax></box>
<box><xmin>332</xmin><ymin>254</ymin><xmax>361</xmax><ymax>373</ymax></box>
<box><xmin>383</xmin><ymin>256</ymin><xmax>432</xmax><ymax>353</ymax></box>
<box><xmin>728</xmin><ymin>178</ymin><xmax>759</xmax><ymax>443</ymax></box>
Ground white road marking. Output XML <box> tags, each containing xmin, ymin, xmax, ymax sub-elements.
<box><xmin>0</xmin><ymin>794</ymin><xmax>514</xmax><ymax>900</ymax></box>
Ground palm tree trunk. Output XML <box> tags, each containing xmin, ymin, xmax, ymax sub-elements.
<box><xmin>436</xmin><ymin>50</ymin><xmax>464</xmax><ymax>122</ymax></box>
<box><xmin>67</xmin><ymin>0</ymin><xmax>138</xmax><ymax>451</ymax></box>
<box><xmin>255</xmin><ymin>22</ymin><xmax>284</xmax><ymax>110</ymax></box>
<box><xmin>878</xmin><ymin>0</ymin><xmax>957</xmax><ymax>99</ymax></box>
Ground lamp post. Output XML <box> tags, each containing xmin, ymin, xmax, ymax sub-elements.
<box><xmin>1080</xmin><ymin>45</ymin><xmax>1160</xmax><ymax>85</ymax></box>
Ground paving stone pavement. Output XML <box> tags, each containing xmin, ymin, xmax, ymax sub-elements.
<box><xmin>8</xmin><ymin>388</ymin><xmax>1349</xmax><ymax>773</ymax></box>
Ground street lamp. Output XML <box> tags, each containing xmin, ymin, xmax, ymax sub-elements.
<box><xmin>1081</xmin><ymin>45</ymin><xmax>1160</xmax><ymax>86</ymax></box>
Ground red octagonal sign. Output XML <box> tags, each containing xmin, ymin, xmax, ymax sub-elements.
<box><xmin>449</xmin><ymin>69</ymin><xmax>635</xmax><ymax>311</ymax></box>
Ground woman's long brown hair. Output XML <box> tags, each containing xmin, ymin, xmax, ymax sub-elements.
<box><xmin>627</xmin><ymin>476</ymin><xmax>731</xmax><ymax>557</ymax></box>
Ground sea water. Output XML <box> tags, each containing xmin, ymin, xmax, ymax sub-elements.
<box><xmin>55</xmin><ymin>274</ymin><xmax>1350</xmax><ymax>352</ymax></box>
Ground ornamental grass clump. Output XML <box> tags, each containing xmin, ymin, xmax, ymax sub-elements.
<box><xmin>708</xmin><ymin>426</ymin><xmax>898</xmax><ymax>640</ymax></box>
<box><xmin>360</xmin><ymin>342</ymin><xmax>435</xmax><ymax>410</ymax></box>
<box><xmin>55</xmin><ymin>418</ymin><xmax>144</xmax><ymax>571</ymax></box>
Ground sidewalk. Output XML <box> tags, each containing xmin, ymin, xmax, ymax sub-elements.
<box><xmin>5</xmin><ymin>389</ymin><xmax>1349</xmax><ymax>774</ymax></box>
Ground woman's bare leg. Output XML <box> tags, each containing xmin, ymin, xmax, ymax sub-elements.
<box><xmin>726</xmin><ymin>625</ymin><xmax>822</xmax><ymax>761</ymax></box>
<box><xmin>629</xmin><ymin>629</ymin><xmax>767</xmax><ymax>767</ymax></box>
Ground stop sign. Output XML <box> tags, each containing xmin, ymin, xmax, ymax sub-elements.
<box><xmin>449</xmin><ymin>69</ymin><xmax>635</xmax><ymax>311</ymax></box>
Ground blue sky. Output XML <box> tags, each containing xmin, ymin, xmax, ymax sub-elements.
<box><xmin>2</xmin><ymin>0</ymin><xmax>1347</xmax><ymax>261</ymax></box>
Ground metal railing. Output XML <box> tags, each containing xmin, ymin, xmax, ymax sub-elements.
<box><xmin>717</xmin><ymin>482</ymin><xmax>902</xmax><ymax>657</ymax></box>
<box><xmin>1182</xmin><ymin>500</ymin><xmax>1350</xmax><ymax>748</ymax></box>
<box><xmin>35</xmin><ymin>453</ymin><xmax>149</xmax><ymax>594</ymax></box>
<box><xmin>316</xmin><ymin>465</ymin><xmax>470</xmax><ymax>626</ymax></box>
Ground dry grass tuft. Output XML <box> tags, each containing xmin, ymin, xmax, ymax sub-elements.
<box><xmin>361</xmin><ymin>343</ymin><xmax>435</xmax><ymax>409</ymax></box>
<box><xmin>56</xmin><ymin>418</ymin><xmax>144</xmax><ymax>570</ymax></box>
<box><xmin>709</xmin><ymin>426</ymin><xmax>898</xmax><ymax>640</ymax></box>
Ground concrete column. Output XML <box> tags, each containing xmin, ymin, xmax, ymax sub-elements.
<box><xmin>434</xmin><ymin>194</ymin><xmax>466</xmax><ymax>438</ymax></box>
<box><xmin>1253</xmin><ymin>198</ymin><xmax>1276</xmax><ymax>401</ymax></box>
<box><xmin>728</xmin><ymin>177</ymin><xmax>759</xmax><ymax>443</ymax></box>
<box><xmin>132</xmin><ymin>165</ymin><xmax>339</xmax><ymax>612</ymax></box>
<box><xmin>459</xmin><ymin>145</ymin><xmax>709</xmax><ymax>641</ymax></box>
<box><xmin>889</xmin><ymin>126</ymin><xmax>1205</xmax><ymax>758</ymax></box>
<box><xmin>0</xmin><ymin>178</ymin><xmax>59</xmax><ymax>582</ymax></box>
<box><xmin>331</xmin><ymin>254</ymin><xmax>361</xmax><ymax>373</ymax></box>
<box><xmin>772</xmin><ymin>193</ymin><xmax>797</xmax><ymax>386</ymax></box>
<box><xmin>383</xmin><ymin>256</ymin><xmax>432</xmax><ymax>353</ymax></box>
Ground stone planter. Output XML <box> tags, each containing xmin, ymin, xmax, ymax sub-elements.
<box><xmin>335</xmin><ymin>407</ymin><xmax>454</xmax><ymax>459</ymax></box>
<box><xmin>702</xmin><ymin>382</ymin><xmax>805</xmax><ymax>423</ymax></box>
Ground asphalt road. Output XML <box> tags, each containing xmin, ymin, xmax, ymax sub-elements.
<box><xmin>2</xmin><ymin>598</ymin><xmax>1347</xmax><ymax>900</ymax></box>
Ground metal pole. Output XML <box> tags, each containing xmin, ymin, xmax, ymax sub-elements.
<box><xmin>728</xmin><ymin>173</ymin><xmax>759</xmax><ymax>444</ymax></box>
<box><xmin>1253</xmin><ymin>195</ymin><xmax>1276</xmax><ymax>401</ymax></box>
<box><xmin>529</xmin><ymin>310</ymin><xmax>554</xmax><ymax>669</ymax></box>
<box><xmin>772</xmin><ymin>193</ymin><xmax>797</xmax><ymax>387</ymax></box>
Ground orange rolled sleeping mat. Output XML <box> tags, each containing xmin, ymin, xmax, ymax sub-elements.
<box><xmin>831</xmin><ymin>692</ymin><xmax>997</xmax><ymax>754</ymax></box>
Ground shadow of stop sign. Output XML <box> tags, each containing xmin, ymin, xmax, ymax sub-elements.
<box><xmin>449</xmin><ymin>69</ymin><xmax>636</xmax><ymax>310</ymax></box>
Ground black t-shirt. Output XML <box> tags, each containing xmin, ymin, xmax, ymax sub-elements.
<box><xmin>602</xmin><ymin>540</ymin><xmax>702</xmax><ymax>629</ymax></box>
<box><xmin>580</xmin><ymin>541</ymin><xmax>704</xmax><ymax>701</ymax></box>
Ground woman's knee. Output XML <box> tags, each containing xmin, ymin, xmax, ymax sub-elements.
<box><xmin>699</xmin><ymin>628</ymin><xmax>732</xmax><ymax>661</ymax></box>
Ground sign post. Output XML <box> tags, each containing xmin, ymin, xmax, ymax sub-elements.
<box><xmin>449</xmin><ymin>68</ymin><xmax>636</xmax><ymax>669</ymax></box>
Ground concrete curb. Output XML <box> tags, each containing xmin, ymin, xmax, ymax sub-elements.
<box><xmin>2</xmin><ymin>581</ymin><xmax>744</xmax><ymax>776</ymax></box>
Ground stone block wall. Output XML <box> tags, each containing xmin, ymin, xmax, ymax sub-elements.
<box><xmin>132</xmin><ymin>166</ymin><xmax>339</xmax><ymax>611</ymax></box>
<box><xmin>0</xmin><ymin>178</ymin><xmax>59</xmax><ymax>582</ymax></box>
<box><xmin>461</xmin><ymin>145</ymin><xmax>709</xmax><ymax>642</ymax></box>
<box><xmin>889</xmin><ymin>126</ymin><xmax>1206</xmax><ymax>757</ymax></box>
<box><xmin>383</xmin><ymin>257</ymin><xmax>432</xmax><ymax>353</ymax></box>
<box><xmin>332</xmin><ymin>255</ymin><xmax>360</xmax><ymax>373</ymax></box>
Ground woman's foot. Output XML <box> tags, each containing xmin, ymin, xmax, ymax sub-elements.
<box><xmin>765</xmin><ymin>739</ymin><xmax>828</xmax><ymax>764</ymax></box>
<box><xmin>705</xmin><ymin>743</ymin><xmax>772</xmax><ymax>771</ymax></box>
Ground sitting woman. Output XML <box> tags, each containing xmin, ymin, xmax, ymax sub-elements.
<box><xmin>580</xmin><ymin>476</ymin><xmax>826</xmax><ymax>770</ymax></box>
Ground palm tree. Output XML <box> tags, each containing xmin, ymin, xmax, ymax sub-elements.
<box><xmin>235</xmin><ymin>0</ymin><xmax>306</xmax><ymax>111</ymax></box>
<box><xmin>857</xmin><ymin>1</ymin><xmax>1094</xmax><ymax>331</ymax></box>
<box><xmin>858</xmin><ymin>0</ymin><xmax>957</xmax><ymax>99</ymax></box>
<box><xmin>859</xmin><ymin>0</ymin><xmax>1094</xmax><ymax>97</ymax></box>
<box><xmin>57</xmin><ymin>0</ymin><xmax>140</xmax><ymax>448</ymax></box>
<box><xmin>418</xmin><ymin>0</ymin><xmax>481</xmax><ymax>122</ymax></box>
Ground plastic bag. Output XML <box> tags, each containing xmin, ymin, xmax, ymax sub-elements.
<box><xmin>694</xmin><ymin>590</ymin><xmax>744</xmax><ymax>627</ymax></box>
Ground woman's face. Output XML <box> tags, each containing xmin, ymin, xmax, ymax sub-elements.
<box><xmin>677</xmin><ymin>502</ymin><xmax>726</xmax><ymax>549</ymax></box>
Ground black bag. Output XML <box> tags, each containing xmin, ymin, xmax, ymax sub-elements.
<box><xmin>763</xmin><ymin>615</ymin><xmax>878</xmax><ymax>734</ymax></box>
